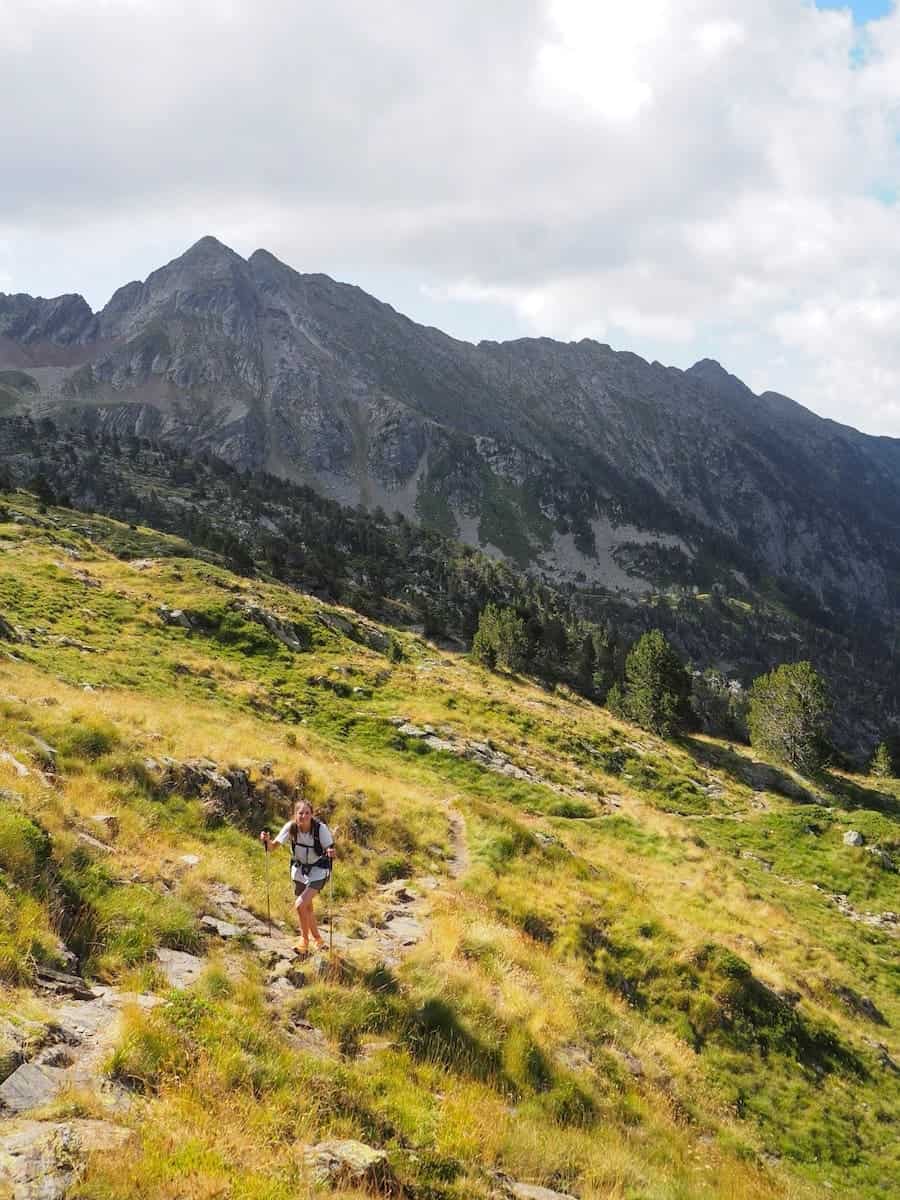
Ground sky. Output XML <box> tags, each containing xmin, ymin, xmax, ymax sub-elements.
<box><xmin>2</xmin><ymin>2</ymin><xmax>900</xmax><ymax>437</ymax></box>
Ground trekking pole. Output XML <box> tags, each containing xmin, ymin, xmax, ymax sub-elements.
<box><xmin>327</xmin><ymin>827</ymin><xmax>339</xmax><ymax>955</ymax></box>
<box><xmin>328</xmin><ymin>863</ymin><xmax>334</xmax><ymax>955</ymax></box>
<box><xmin>263</xmin><ymin>830</ymin><xmax>272</xmax><ymax>935</ymax></box>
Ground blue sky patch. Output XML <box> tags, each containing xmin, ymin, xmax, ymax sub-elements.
<box><xmin>816</xmin><ymin>1</ymin><xmax>893</xmax><ymax>24</ymax></box>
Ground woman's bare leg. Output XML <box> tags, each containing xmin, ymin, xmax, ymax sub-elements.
<box><xmin>300</xmin><ymin>891</ymin><xmax>324</xmax><ymax>946</ymax></box>
<box><xmin>295</xmin><ymin>896</ymin><xmax>310</xmax><ymax>946</ymax></box>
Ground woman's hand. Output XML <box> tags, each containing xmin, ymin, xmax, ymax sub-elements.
<box><xmin>325</xmin><ymin>847</ymin><xmax>335</xmax><ymax>859</ymax></box>
<box><xmin>260</xmin><ymin>830</ymin><xmax>271</xmax><ymax>850</ymax></box>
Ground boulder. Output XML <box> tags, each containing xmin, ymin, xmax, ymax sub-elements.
<box><xmin>237</xmin><ymin>602</ymin><xmax>310</xmax><ymax>652</ymax></box>
<box><xmin>0</xmin><ymin>1118</ymin><xmax>134</xmax><ymax>1200</ymax></box>
<box><xmin>397</xmin><ymin>723</ymin><xmax>427</xmax><ymax>739</ymax></box>
<box><xmin>357</xmin><ymin>622</ymin><xmax>390</xmax><ymax>653</ymax></box>
<box><xmin>492</xmin><ymin>1172</ymin><xmax>578</xmax><ymax>1200</ymax></box>
<box><xmin>304</xmin><ymin>1138</ymin><xmax>395</xmax><ymax>1193</ymax></box>
<box><xmin>200</xmin><ymin>915</ymin><xmax>244</xmax><ymax>940</ymax></box>
<box><xmin>0</xmin><ymin>1062</ymin><xmax>67</xmax><ymax>1113</ymax></box>
<box><xmin>843</xmin><ymin>830</ymin><xmax>865</xmax><ymax>847</ymax></box>
<box><xmin>157</xmin><ymin>604</ymin><xmax>191</xmax><ymax>629</ymax></box>
<box><xmin>76</xmin><ymin>830</ymin><xmax>112</xmax><ymax>854</ymax></box>
<box><xmin>155</xmin><ymin>948</ymin><xmax>204</xmax><ymax>990</ymax></box>
<box><xmin>380</xmin><ymin>914</ymin><xmax>425</xmax><ymax>947</ymax></box>
<box><xmin>34</xmin><ymin>966</ymin><xmax>96</xmax><ymax>1001</ymax></box>
<box><xmin>316</xmin><ymin>612</ymin><xmax>356</xmax><ymax>639</ymax></box>
<box><xmin>424</xmin><ymin>735</ymin><xmax>455</xmax><ymax>753</ymax></box>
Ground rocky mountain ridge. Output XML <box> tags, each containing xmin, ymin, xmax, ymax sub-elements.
<box><xmin>2</xmin><ymin>236</ymin><xmax>899</xmax><ymax>631</ymax></box>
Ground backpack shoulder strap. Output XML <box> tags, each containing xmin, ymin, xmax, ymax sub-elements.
<box><xmin>311</xmin><ymin>817</ymin><xmax>323</xmax><ymax>858</ymax></box>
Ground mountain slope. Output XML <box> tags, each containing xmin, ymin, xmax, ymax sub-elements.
<box><xmin>0</xmin><ymin>494</ymin><xmax>897</xmax><ymax>1199</ymax></box>
<box><xmin>2</xmin><ymin>237</ymin><xmax>898</xmax><ymax>626</ymax></box>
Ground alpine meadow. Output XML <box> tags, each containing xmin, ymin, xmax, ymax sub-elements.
<box><xmin>4</xmin><ymin>1</ymin><xmax>900</xmax><ymax>1197</ymax></box>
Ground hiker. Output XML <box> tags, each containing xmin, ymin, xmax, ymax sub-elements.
<box><xmin>260</xmin><ymin>800</ymin><xmax>335</xmax><ymax>954</ymax></box>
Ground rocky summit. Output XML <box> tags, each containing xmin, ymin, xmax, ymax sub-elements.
<box><xmin>2</xmin><ymin>236</ymin><xmax>899</xmax><ymax>619</ymax></box>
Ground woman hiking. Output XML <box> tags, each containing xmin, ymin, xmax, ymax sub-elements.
<box><xmin>260</xmin><ymin>799</ymin><xmax>335</xmax><ymax>955</ymax></box>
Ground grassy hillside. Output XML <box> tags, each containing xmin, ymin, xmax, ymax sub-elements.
<box><xmin>0</xmin><ymin>493</ymin><xmax>897</xmax><ymax>1200</ymax></box>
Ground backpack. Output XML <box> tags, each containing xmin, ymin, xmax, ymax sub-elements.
<box><xmin>289</xmin><ymin>818</ymin><xmax>330</xmax><ymax>870</ymax></box>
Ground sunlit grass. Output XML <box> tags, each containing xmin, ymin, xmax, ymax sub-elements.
<box><xmin>0</xmin><ymin>495</ymin><xmax>896</xmax><ymax>1198</ymax></box>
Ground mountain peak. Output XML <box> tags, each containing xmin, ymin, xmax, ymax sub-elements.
<box><xmin>176</xmin><ymin>235</ymin><xmax>244</xmax><ymax>266</ymax></box>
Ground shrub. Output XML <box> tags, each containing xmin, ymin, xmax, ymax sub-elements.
<box><xmin>0</xmin><ymin>806</ymin><xmax>52</xmax><ymax>889</ymax></box>
<box><xmin>59</xmin><ymin>719</ymin><xmax>121</xmax><ymax>761</ymax></box>
<box><xmin>376</xmin><ymin>855</ymin><xmax>410</xmax><ymax>884</ymax></box>
<box><xmin>540</xmin><ymin>1077</ymin><xmax>595</xmax><ymax>1127</ymax></box>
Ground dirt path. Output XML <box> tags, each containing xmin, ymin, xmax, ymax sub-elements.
<box><xmin>445</xmin><ymin>801</ymin><xmax>469</xmax><ymax>879</ymax></box>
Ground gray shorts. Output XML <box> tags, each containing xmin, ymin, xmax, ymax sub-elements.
<box><xmin>293</xmin><ymin>874</ymin><xmax>327</xmax><ymax>897</ymax></box>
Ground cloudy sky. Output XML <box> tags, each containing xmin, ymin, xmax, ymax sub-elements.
<box><xmin>2</xmin><ymin>1</ymin><xmax>900</xmax><ymax>436</ymax></box>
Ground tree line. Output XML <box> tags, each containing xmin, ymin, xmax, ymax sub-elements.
<box><xmin>470</xmin><ymin>605</ymin><xmax>897</xmax><ymax>778</ymax></box>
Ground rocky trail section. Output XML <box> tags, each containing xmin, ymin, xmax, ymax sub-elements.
<box><xmin>0</xmin><ymin>797</ymin><xmax>584</xmax><ymax>1200</ymax></box>
<box><xmin>0</xmin><ymin>977</ymin><xmax>159</xmax><ymax>1199</ymax></box>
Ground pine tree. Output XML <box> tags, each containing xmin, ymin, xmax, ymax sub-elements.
<box><xmin>471</xmin><ymin>604</ymin><xmax>526</xmax><ymax>672</ymax></box>
<box><xmin>622</xmin><ymin>630</ymin><xmax>692</xmax><ymax>736</ymax></box>
<box><xmin>605</xmin><ymin>682</ymin><xmax>628</xmax><ymax>720</ymax></box>
<box><xmin>471</xmin><ymin>604</ymin><xmax>499</xmax><ymax>669</ymax></box>
<box><xmin>495</xmin><ymin>608</ymin><xmax>527</xmax><ymax>672</ymax></box>
<box><xmin>576</xmin><ymin>633</ymin><xmax>597</xmax><ymax>696</ymax></box>
<box><xmin>748</xmin><ymin>661</ymin><xmax>829</xmax><ymax>773</ymax></box>
<box><xmin>871</xmin><ymin>741</ymin><xmax>894</xmax><ymax>778</ymax></box>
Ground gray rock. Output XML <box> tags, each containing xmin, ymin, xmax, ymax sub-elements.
<box><xmin>30</xmin><ymin>738</ymin><xmax>57</xmax><ymax>764</ymax></box>
<box><xmin>155</xmin><ymin>948</ymin><xmax>204</xmax><ymax>989</ymax></box>
<box><xmin>0</xmin><ymin>1118</ymin><xmax>134</xmax><ymax>1200</ymax></box>
<box><xmin>200</xmin><ymin>915</ymin><xmax>244</xmax><ymax>939</ymax></box>
<box><xmin>381</xmin><ymin>914</ymin><xmax>425</xmax><ymax>946</ymax></box>
<box><xmin>237</xmin><ymin>602</ymin><xmax>309</xmax><ymax>652</ymax></box>
<box><xmin>179</xmin><ymin>854</ymin><xmax>201</xmax><ymax>867</ymax></box>
<box><xmin>843</xmin><ymin>830</ymin><xmax>865</xmax><ymax>847</ymax></box>
<box><xmin>303</xmin><ymin>1138</ymin><xmax>394</xmax><ymax>1192</ymax></box>
<box><xmin>0</xmin><ymin>1062</ymin><xmax>67</xmax><ymax>1113</ymax></box>
<box><xmin>397</xmin><ymin>723</ymin><xmax>428</xmax><ymax>738</ymax></box>
<box><xmin>157</xmin><ymin>604</ymin><xmax>191</xmax><ymax>629</ymax></box>
<box><xmin>424</xmin><ymin>735</ymin><xmax>455</xmax><ymax>752</ymax></box>
<box><xmin>316</xmin><ymin>612</ymin><xmax>355</xmax><ymax>640</ymax></box>
<box><xmin>34</xmin><ymin>967</ymin><xmax>96</xmax><ymax>1002</ymax></box>
<box><xmin>492</xmin><ymin>1172</ymin><xmax>578</xmax><ymax>1200</ymax></box>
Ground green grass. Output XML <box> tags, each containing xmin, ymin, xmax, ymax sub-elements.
<box><xmin>0</xmin><ymin>491</ymin><xmax>897</xmax><ymax>1200</ymax></box>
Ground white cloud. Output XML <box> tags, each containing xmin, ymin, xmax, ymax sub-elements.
<box><xmin>2</xmin><ymin>1</ymin><xmax>900</xmax><ymax>434</ymax></box>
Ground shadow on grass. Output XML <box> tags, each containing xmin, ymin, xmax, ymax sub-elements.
<box><xmin>817</xmin><ymin>770</ymin><xmax>900</xmax><ymax>817</ymax></box>
<box><xmin>403</xmin><ymin>997</ymin><xmax>502</xmax><ymax>1083</ymax></box>
<box><xmin>682</xmin><ymin>738</ymin><xmax>900</xmax><ymax>816</ymax></box>
<box><xmin>681</xmin><ymin>737</ymin><xmax>817</xmax><ymax>803</ymax></box>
